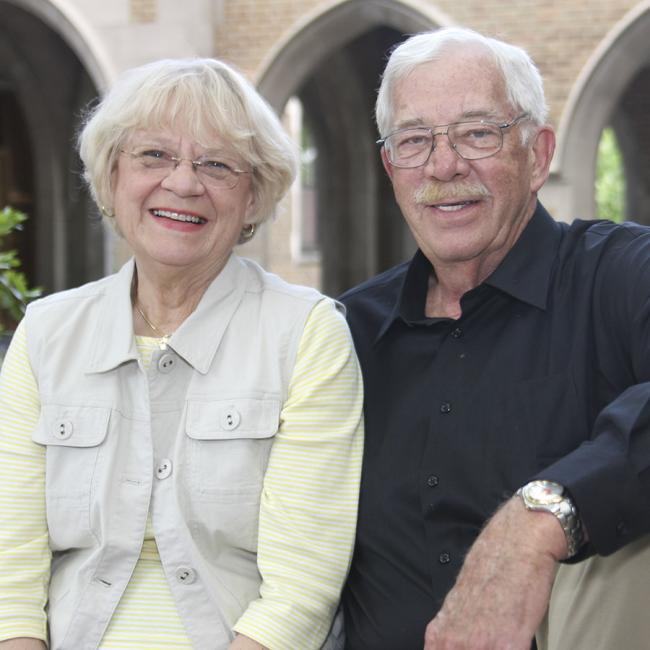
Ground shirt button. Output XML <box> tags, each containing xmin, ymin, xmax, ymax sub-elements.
<box><xmin>157</xmin><ymin>353</ymin><xmax>175</xmax><ymax>374</ymax></box>
<box><xmin>616</xmin><ymin>521</ymin><xmax>627</xmax><ymax>537</ymax></box>
<box><xmin>451</xmin><ymin>327</ymin><xmax>463</xmax><ymax>338</ymax></box>
<box><xmin>440</xmin><ymin>402</ymin><xmax>452</xmax><ymax>414</ymax></box>
<box><xmin>175</xmin><ymin>566</ymin><xmax>197</xmax><ymax>584</ymax></box>
<box><xmin>439</xmin><ymin>552</ymin><xmax>451</xmax><ymax>564</ymax></box>
<box><xmin>427</xmin><ymin>475</ymin><xmax>439</xmax><ymax>487</ymax></box>
<box><xmin>220</xmin><ymin>407</ymin><xmax>241</xmax><ymax>431</ymax></box>
<box><xmin>156</xmin><ymin>458</ymin><xmax>173</xmax><ymax>480</ymax></box>
<box><xmin>54</xmin><ymin>419</ymin><xmax>73</xmax><ymax>440</ymax></box>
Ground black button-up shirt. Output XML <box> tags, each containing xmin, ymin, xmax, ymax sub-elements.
<box><xmin>340</xmin><ymin>203</ymin><xmax>650</xmax><ymax>650</ymax></box>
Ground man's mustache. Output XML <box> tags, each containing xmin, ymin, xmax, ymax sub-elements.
<box><xmin>414</xmin><ymin>181</ymin><xmax>490</xmax><ymax>205</ymax></box>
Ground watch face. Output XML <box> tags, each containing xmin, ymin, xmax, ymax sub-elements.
<box><xmin>525</xmin><ymin>480</ymin><xmax>564</xmax><ymax>505</ymax></box>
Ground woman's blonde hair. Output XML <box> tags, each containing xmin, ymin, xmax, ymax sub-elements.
<box><xmin>78</xmin><ymin>58</ymin><xmax>297</xmax><ymax>234</ymax></box>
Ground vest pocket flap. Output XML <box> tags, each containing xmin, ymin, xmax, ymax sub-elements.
<box><xmin>186</xmin><ymin>398</ymin><xmax>281</xmax><ymax>440</ymax></box>
<box><xmin>32</xmin><ymin>404</ymin><xmax>111</xmax><ymax>447</ymax></box>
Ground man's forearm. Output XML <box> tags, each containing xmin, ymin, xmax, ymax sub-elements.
<box><xmin>424</xmin><ymin>496</ymin><xmax>564</xmax><ymax>649</ymax></box>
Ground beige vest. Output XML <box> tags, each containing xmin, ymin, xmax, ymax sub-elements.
<box><xmin>26</xmin><ymin>255</ymin><xmax>332</xmax><ymax>649</ymax></box>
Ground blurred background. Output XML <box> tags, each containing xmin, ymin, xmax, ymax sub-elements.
<box><xmin>0</xmin><ymin>0</ymin><xmax>646</xmax><ymax>308</ymax></box>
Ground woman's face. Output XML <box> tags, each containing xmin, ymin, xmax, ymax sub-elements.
<box><xmin>111</xmin><ymin>128</ymin><xmax>255</xmax><ymax>280</ymax></box>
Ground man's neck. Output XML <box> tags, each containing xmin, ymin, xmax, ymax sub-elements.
<box><xmin>424</xmin><ymin>249</ymin><xmax>508</xmax><ymax>319</ymax></box>
<box><xmin>424</xmin><ymin>268</ymin><xmax>475</xmax><ymax>319</ymax></box>
<box><xmin>423</xmin><ymin>202</ymin><xmax>537</xmax><ymax>318</ymax></box>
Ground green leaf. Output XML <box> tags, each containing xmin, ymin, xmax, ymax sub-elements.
<box><xmin>595</xmin><ymin>128</ymin><xmax>626</xmax><ymax>223</ymax></box>
<box><xmin>0</xmin><ymin>206</ymin><xmax>42</xmax><ymax>334</ymax></box>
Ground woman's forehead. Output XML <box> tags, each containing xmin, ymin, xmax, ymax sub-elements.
<box><xmin>125</xmin><ymin>126</ymin><xmax>238</xmax><ymax>153</ymax></box>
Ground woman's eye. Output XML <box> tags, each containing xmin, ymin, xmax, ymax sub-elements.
<box><xmin>141</xmin><ymin>149</ymin><xmax>168</xmax><ymax>159</ymax></box>
<box><xmin>202</xmin><ymin>159</ymin><xmax>233</xmax><ymax>171</ymax></box>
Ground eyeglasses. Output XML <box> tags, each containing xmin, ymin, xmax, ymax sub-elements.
<box><xmin>378</xmin><ymin>114</ymin><xmax>529</xmax><ymax>168</ymax></box>
<box><xmin>119</xmin><ymin>147</ymin><xmax>252</xmax><ymax>189</ymax></box>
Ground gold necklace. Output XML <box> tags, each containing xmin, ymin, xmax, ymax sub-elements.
<box><xmin>135</xmin><ymin>302</ymin><xmax>172</xmax><ymax>350</ymax></box>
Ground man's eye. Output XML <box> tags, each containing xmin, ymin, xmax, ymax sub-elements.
<box><xmin>404</xmin><ymin>135</ymin><xmax>428</xmax><ymax>145</ymax></box>
<box><xmin>396</xmin><ymin>133</ymin><xmax>429</xmax><ymax>148</ymax></box>
<box><xmin>462</xmin><ymin>127</ymin><xmax>494</xmax><ymax>140</ymax></box>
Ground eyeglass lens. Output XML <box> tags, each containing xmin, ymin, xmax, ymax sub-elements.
<box><xmin>386</xmin><ymin>121</ymin><xmax>505</xmax><ymax>166</ymax></box>
<box><xmin>127</xmin><ymin>149</ymin><xmax>243</xmax><ymax>188</ymax></box>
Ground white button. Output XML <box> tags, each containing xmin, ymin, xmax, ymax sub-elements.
<box><xmin>220</xmin><ymin>407</ymin><xmax>241</xmax><ymax>431</ymax></box>
<box><xmin>54</xmin><ymin>419</ymin><xmax>73</xmax><ymax>440</ymax></box>
<box><xmin>157</xmin><ymin>354</ymin><xmax>175</xmax><ymax>374</ymax></box>
<box><xmin>175</xmin><ymin>566</ymin><xmax>196</xmax><ymax>584</ymax></box>
<box><xmin>156</xmin><ymin>458</ymin><xmax>173</xmax><ymax>480</ymax></box>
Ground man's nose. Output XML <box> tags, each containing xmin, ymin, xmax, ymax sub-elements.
<box><xmin>421</xmin><ymin>133</ymin><xmax>468</xmax><ymax>181</ymax></box>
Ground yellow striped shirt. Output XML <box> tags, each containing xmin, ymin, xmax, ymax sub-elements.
<box><xmin>0</xmin><ymin>299</ymin><xmax>363</xmax><ymax>648</ymax></box>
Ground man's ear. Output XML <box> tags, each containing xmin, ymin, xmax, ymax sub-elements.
<box><xmin>381</xmin><ymin>147</ymin><xmax>395</xmax><ymax>181</ymax></box>
<box><xmin>529</xmin><ymin>126</ymin><xmax>556</xmax><ymax>193</ymax></box>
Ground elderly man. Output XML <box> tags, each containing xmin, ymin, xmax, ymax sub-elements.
<box><xmin>340</xmin><ymin>27</ymin><xmax>650</xmax><ymax>650</ymax></box>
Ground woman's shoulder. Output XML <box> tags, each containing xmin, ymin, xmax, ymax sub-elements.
<box><xmin>236</xmin><ymin>255</ymin><xmax>327</xmax><ymax>305</ymax></box>
<box><xmin>26</xmin><ymin>261</ymin><xmax>132</xmax><ymax>316</ymax></box>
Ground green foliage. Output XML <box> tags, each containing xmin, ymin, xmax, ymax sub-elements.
<box><xmin>0</xmin><ymin>206</ymin><xmax>42</xmax><ymax>334</ymax></box>
<box><xmin>595</xmin><ymin>128</ymin><xmax>626</xmax><ymax>223</ymax></box>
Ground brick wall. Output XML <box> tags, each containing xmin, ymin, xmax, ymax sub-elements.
<box><xmin>215</xmin><ymin>0</ymin><xmax>641</xmax><ymax>127</ymax></box>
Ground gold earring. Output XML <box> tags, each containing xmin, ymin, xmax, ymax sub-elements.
<box><xmin>241</xmin><ymin>223</ymin><xmax>256</xmax><ymax>239</ymax></box>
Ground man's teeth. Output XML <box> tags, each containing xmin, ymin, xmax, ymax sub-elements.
<box><xmin>436</xmin><ymin>201</ymin><xmax>472</xmax><ymax>212</ymax></box>
<box><xmin>152</xmin><ymin>209</ymin><xmax>205</xmax><ymax>224</ymax></box>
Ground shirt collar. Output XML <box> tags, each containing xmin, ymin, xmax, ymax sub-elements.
<box><xmin>86</xmin><ymin>258</ymin><xmax>140</xmax><ymax>373</ymax></box>
<box><xmin>167</xmin><ymin>254</ymin><xmax>248</xmax><ymax>374</ymax></box>
<box><xmin>376</xmin><ymin>202</ymin><xmax>562</xmax><ymax>342</ymax></box>
<box><xmin>484</xmin><ymin>202</ymin><xmax>562</xmax><ymax>310</ymax></box>
<box><xmin>87</xmin><ymin>254</ymin><xmax>250</xmax><ymax>375</ymax></box>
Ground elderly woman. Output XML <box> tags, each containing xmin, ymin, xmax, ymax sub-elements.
<box><xmin>0</xmin><ymin>58</ymin><xmax>363</xmax><ymax>649</ymax></box>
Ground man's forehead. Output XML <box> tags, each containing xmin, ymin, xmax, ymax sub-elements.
<box><xmin>391</xmin><ymin>56</ymin><xmax>508</xmax><ymax>127</ymax></box>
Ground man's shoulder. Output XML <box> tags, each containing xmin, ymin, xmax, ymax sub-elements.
<box><xmin>337</xmin><ymin>260</ymin><xmax>411</xmax><ymax>345</ymax></box>
<box><xmin>564</xmin><ymin>218</ymin><xmax>650</xmax><ymax>259</ymax></box>
<box><xmin>340</xmin><ymin>260</ymin><xmax>410</xmax><ymax>303</ymax></box>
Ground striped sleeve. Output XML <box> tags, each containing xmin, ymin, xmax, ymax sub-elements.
<box><xmin>0</xmin><ymin>320</ymin><xmax>49</xmax><ymax>642</ymax></box>
<box><xmin>233</xmin><ymin>299</ymin><xmax>364</xmax><ymax>649</ymax></box>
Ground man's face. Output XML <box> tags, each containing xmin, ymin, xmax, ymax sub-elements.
<box><xmin>383</xmin><ymin>48</ymin><xmax>553</xmax><ymax>271</ymax></box>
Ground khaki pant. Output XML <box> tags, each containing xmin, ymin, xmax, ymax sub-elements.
<box><xmin>537</xmin><ymin>536</ymin><xmax>650</xmax><ymax>650</ymax></box>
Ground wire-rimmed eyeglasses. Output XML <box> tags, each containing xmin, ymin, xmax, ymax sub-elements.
<box><xmin>119</xmin><ymin>147</ymin><xmax>252</xmax><ymax>189</ymax></box>
<box><xmin>378</xmin><ymin>114</ymin><xmax>530</xmax><ymax>168</ymax></box>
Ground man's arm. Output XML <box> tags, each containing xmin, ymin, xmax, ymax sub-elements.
<box><xmin>425</xmin><ymin>228</ymin><xmax>650</xmax><ymax>649</ymax></box>
<box><xmin>424</xmin><ymin>496</ymin><xmax>566</xmax><ymax>649</ymax></box>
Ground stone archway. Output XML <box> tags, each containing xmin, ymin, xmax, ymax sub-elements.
<box><xmin>551</xmin><ymin>1</ymin><xmax>650</xmax><ymax>225</ymax></box>
<box><xmin>0</xmin><ymin>0</ymin><xmax>111</xmax><ymax>293</ymax></box>
<box><xmin>257</xmin><ymin>0</ymin><xmax>448</xmax><ymax>295</ymax></box>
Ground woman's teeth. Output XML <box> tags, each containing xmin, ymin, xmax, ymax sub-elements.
<box><xmin>152</xmin><ymin>209</ymin><xmax>205</xmax><ymax>224</ymax></box>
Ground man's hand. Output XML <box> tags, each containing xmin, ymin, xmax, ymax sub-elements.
<box><xmin>424</xmin><ymin>495</ymin><xmax>567</xmax><ymax>649</ymax></box>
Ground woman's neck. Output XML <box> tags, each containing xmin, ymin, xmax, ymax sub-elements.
<box><xmin>131</xmin><ymin>257</ymin><xmax>224</xmax><ymax>337</ymax></box>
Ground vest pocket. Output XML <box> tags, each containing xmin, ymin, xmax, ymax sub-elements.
<box><xmin>183</xmin><ymin>397</ymin><xmax>281</xmax><ymax>552</ymax></box>
<box><xmin>184</xmin><ymin>397</ymin><xmax>280</xmax><ymax>496</ymax></box>
<box><xmin>32</xmin><ymin>404</ymin><xmax>111</xmax><ymax>550</ymax></box>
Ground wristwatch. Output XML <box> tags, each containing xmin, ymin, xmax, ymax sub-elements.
<box><xmin>517</xmin><ymin>480</ymin><xmax>584</xmax><ymax>558</ymax></box>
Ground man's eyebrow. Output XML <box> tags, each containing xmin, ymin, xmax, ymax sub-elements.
<box><xmin>392</xmin><ymin>118</ymin><xmax>427</xmax><ymax>131</ymax></box>
<box><xmin>391</xmin><ymin>110</ymin><xmax>502</xmax><ymax>131</ymax></box>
